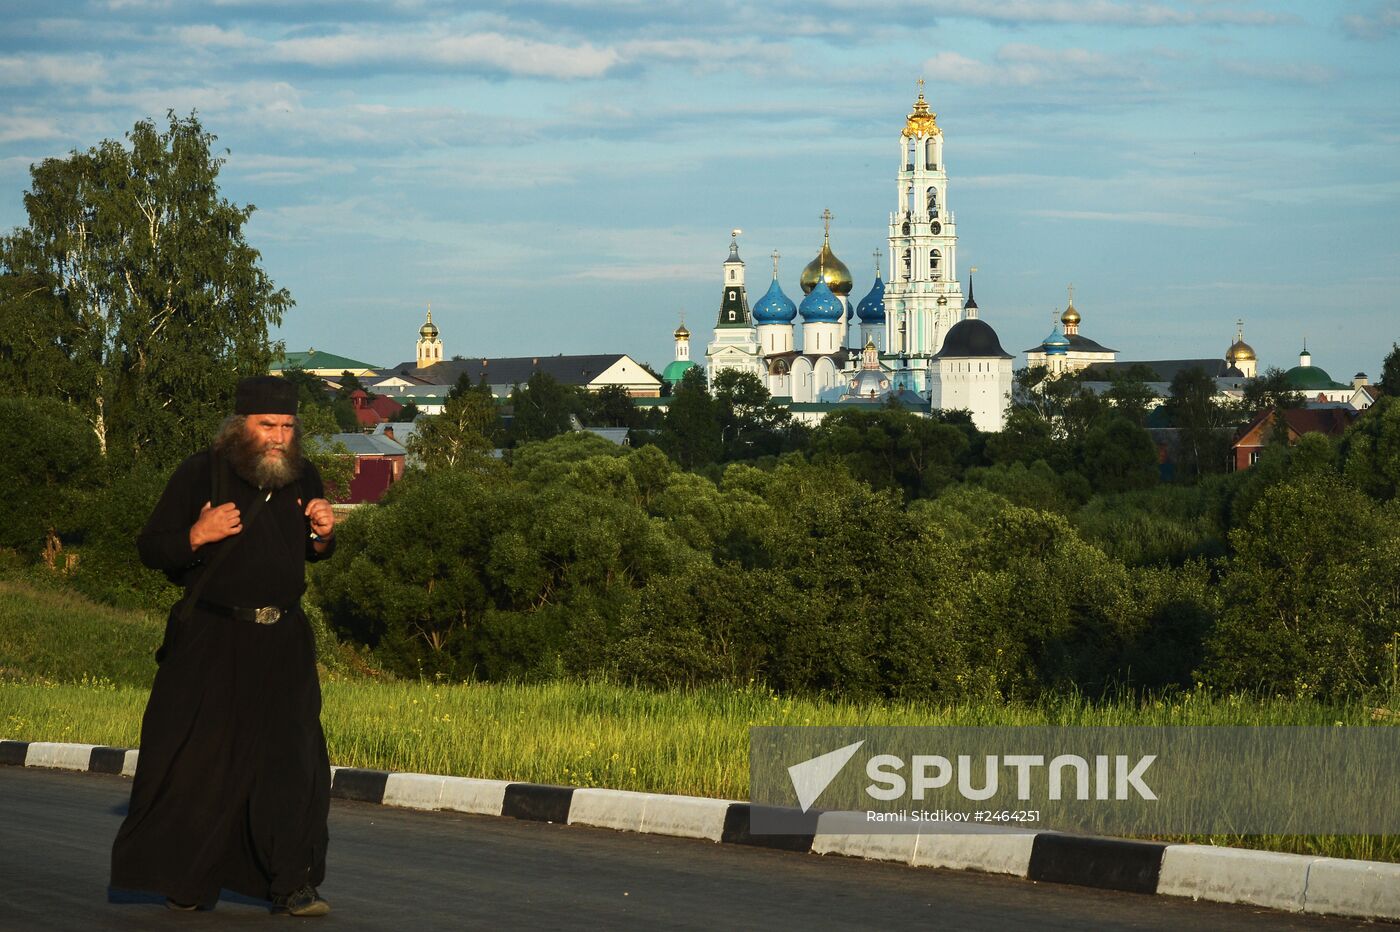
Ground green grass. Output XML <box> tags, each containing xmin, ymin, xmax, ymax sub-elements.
<box><xmin>0</xmin><ymin>576</ymin><xmax>1395</xmax><ymax>862</ymax></box>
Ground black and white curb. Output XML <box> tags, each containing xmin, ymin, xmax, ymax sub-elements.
<box><xmin>5</xmin><ymin>739</ymin><xmax>1397</xmax><ymax>923</ymax></box>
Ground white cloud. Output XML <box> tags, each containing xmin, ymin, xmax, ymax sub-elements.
<box><xmin>923</xmin><ymin>43</ymin><xmax>1140</xmax><ymax>87</ymax></box>
<box><xmin>1220</xmin><ymin>58</ymin><xmax>1335</xmax><ymax>85</ymax></box>
<box><xmin>1341</xmin><ymin>2</ymin><xmax>1400</xmax><ymax>39</ymax></box>
<box><xmin>1028</xmin><ymin>207</ymin><xmax>1234</xmax><ymax>227</ymax></box>
<box><xmin>0</xmin><ymin>115</ymin><xmax>65</xmax><ymax>144</ymax></box>
<box><xmin>171</xmin><ymin>25</ymin><xmax>262</xmax><ymax>50</ymax></box>
<box><xmin>0</xmin><ymin>54</ymin><xmax>106</xmax><ymax>87</ymax></box>
<box><xmin>926</xmin><ymin>0</ymin><xmax>1288</xmax><ymax>27</ymax></box>
<box><xmin>271</xmin><ymin>31</ymin><xmax>619</xmax><ymax>79</ymax></box>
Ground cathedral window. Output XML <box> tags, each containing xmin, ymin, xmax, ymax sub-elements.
<box><xmin>926</xmin><ymin>187</ymin><xmax>938</xmax><ymax>218</ymax></box>
<box><xmin>902</xmin><ymin>248</ymin><xmax>912</xmax><ymax>280</ymax></box>
<box><xmin>925</xmin><ymin>138</ymin><xmax>937</xmax><ymax>170</ymax></box>
<box><xmin>929</xmin><ymin>249</ymin><xmax>942</xmax><ymax>280</ymax></box>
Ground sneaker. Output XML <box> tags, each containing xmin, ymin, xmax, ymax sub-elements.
<box><xmin>271</xmin><ymin>884</ymin><xmax>330</xmax><ymax>917</ymax></box>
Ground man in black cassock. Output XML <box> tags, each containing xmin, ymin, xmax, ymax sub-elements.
<box><xmin>111</xmin><ymin>376</ymin><xmax>337</xmax><ymax>916</ymax></box>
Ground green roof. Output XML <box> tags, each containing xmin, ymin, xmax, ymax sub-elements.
<box><xmin>1283</xmin><ymin>365</ymin><xmax>1347</xmax><ymax>391</ymax></box>
<box><xmin>662</xmin><ymin>360</ymin><xmax>698</xmax><ymax>383</ymax></box>
<box><xmin>273</xmin><ymin>349</ymin><xmax>380</xmax><ymax>372</ymax></box>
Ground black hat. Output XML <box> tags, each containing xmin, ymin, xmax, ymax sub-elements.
<box><xmin>235</xmin><ymin>376</ymin><xmax>299</xmax><ymax>415</ymax></box>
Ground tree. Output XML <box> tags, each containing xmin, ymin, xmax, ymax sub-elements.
<box><xmin>0</xmin><ymin>396</ymin><xmax>102</xmax><ymax>556</ymax></box>
<box><xmin>1104</xmin><ymin>366</ymin><xmax>1158</xmax><ymax>427</ymax></box>
<box><xmin>1164</xmin><ymin>366</ymin><xmax>1232</xmax><ymax>481</ymax></box>
<box><xmin>508</xmin><ymin>371</ymin><xmax>578</xmax><ymax>445</ymax></box>
<box><xmin>1240</xmin><ymin>367</ymin><xmax>1303</xmax><ymax>415</ymax></box>
<box><xmin>659</xmin><ymin>367</ymin><xmax>722</xmax><ymax>469</ymax></box>
<box><xmin>810</xmin><ymin>407</ymin><xmax>969</xmax><ymax>500</ymax></box>
<box><xmin>0</xmin><ymin>112</ymin><xmax>291</xmax><ymax>467</ymax></box>
<box><xmin>710</xmin><ymin>368</ymin><xmax>793</xmax><ymax>459</ymax></box>
<box><xmin>1380</xmin><ymin>343</ymin><xmax>1400</xmax><ymax>397</ymax></box>
<box><xmin>390</xmin><ymin>402</ymin><xmax>419</xmax><ymax>423</ymax></box>
<box><xmin>581</xmin><ymin>384</ymin><xmax>640</xmax><ymax>430</ymax></box>
<box><xmin>408</xmin><ymin>387</ymin><xmax>500</xmax><ymax>472</ymax></box>
<box><xmin>1081</xmin><ymin>416</ymin><xmax>1159</xmax><ymax>493</ymax></box>
<box><xmin>336</xmin><ymin>371</ymin><xmax>366</xmax><ymax>399</ymax></box>
<box><xmin>280</xmin><ymin>369</ymin><xmax>333</xmax><ymax>411</ymax></box>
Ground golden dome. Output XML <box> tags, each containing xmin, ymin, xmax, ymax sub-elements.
<box><xmin>1226</xmin><ymin>320</ymin><xmax>1255</xmax><ymax>362</ymax></box>
<box><xmin>1060</xmin><ymin>302</ymin><xmax>1080</xmax><ymax>326</ymax></box>
<box><xmin>1228</xmin><ymin>340</ymin><xmax>1256</xmax><ymax>362</ymax></box>
<box><xmin>419</xmin><ymin>307</ymin><xmax>438</xmax><ymax>339</ymax></box>
<box><xmin>674</xmin><ymin>323</ymin><xmax>690</xmax><ymax>339</ymax></box>
<box><xmin>901</xmin><ymin>84</ymin><xmax>940</xmax><ymax>139</ymax></box>
<box><xmin>800</xmin><ymin>240</ymin><xmax>853</xmax><ymax>296</ymax></box>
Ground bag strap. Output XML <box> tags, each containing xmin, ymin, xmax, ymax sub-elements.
<box><xmin>179</xmin><ymin>451</ymin><xmax>269</xmax><ymax>621</ymax></box>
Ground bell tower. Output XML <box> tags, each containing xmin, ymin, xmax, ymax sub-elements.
<box><xmin>885</xmin><ymin>81</ymin><xmax>965</xmax><ymax>393</ymax></box>
<box><xmin>416</xmin><ymin>304</ymin><xmax>443</xmax><ymax>368</ymax></box>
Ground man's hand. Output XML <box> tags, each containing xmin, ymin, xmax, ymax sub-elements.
<box><xmin>190</xmin><ymin>501</ymin><xmax>241</xmax><ymax>550</ymax></box>
<box><xmin>304</xmin><ymin>497</ymin><xmax>335</xmax><ymax>550</ymax></box>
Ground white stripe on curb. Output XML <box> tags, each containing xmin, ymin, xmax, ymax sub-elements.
<box><xmin>1158</xmin><ymin>845</ymin><xmax>1312</xmax><ymax>912</ymax></box>
<box><xmin>24</xmin><ymin>742</ymin><xmax>97</xmax><ymax>771</ymax></box>
<box><xmin>383</xmin><ymin>772</ymin><xmax>447</xmax><ymax>810</ymax></box>
<box><xmin>911</xmin><ymin>829</ymin><xmax>1036</xmax><ymax>877</ymax></box>
<box><xmin>1302</xmin><ymin>857</ymin><xmax>1400</xmax><ymax>921</ymax></box>
<box><xmin>438</xmin><ymin>777</ymin><xmax>511</xmax><ymax>816</ymax></box>
<box><xmin>568</xmin><ymin>788</ymin><xmax>651</xmax><ymax>832</ymax></box>
<box><xmin>639</xmin><ymin>794</ymin><xmax>730</xmax><ymax>842</ymax></box>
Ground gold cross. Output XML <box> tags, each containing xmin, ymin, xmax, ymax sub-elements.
<box><xmin>771</xmin><ymin>250</ymin><xmax>781</xmax><ymax>277</ymax></box>
<box><xmin>822</xmin><ymin>208</ymin><xmax>833</xmax><ymax>238</ymax></box>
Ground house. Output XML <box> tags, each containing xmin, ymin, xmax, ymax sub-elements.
<box><xmin>271</xmin><ymin>349</ymin><xmax>380</xmax><ymax>378</ymax></box>
<box><xmin>1232</xmin><ymin>406</ymin><xmax>1358</xmax><ymax>471</ymax></box>
<box><xmin>312</xmin><ymin>432</ymin><xmax>407</xmax><ymax>503</ymax></box>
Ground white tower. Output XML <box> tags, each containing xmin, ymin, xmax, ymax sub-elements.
<box><xmin>416</xmin><ymin>304</ymin><xmax>443</xmax><ymax>368</ymax></box>
<box><xmin>705</xmin><ymin>230</ymin><xmax>763</xmax><ymax>384</ymax></box>
<box><xmin>885</xmin><ymin>82</ymin><xmax>965</xmax><ymax>393</ymax></box>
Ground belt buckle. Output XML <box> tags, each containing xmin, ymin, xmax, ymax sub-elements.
<box><xmin>254</xmin><ymin>606</ymin><xmax>282</xmax><ymax>625</ymax></box>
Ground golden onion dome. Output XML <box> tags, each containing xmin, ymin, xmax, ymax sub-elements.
<box><xmin>674</xmin><ymin>323</ymin><xmax>690</xmax><ymax>339</ymax></box>
<box><xmin>1227</xmin><ymin>339</ymin><xmax>1256</xmax><ymax>362</ymax></box>
<box><xmin>902</xmin><ymin>83</ymin><xmax>940</xmax><ymax>139</ymax></box>
<box><xmin>419</xmin><ymin>313</ymin><xmax>438</xmax><ymax>339</ymax></box>
<box><xmin>800</xmin><ymin>240</ymin><xmax>853</xmax><ymax>296</ymax></box>
<box><xmin>1060</xmin><ymin>302</ymin><xmax>1081</xmax><ymax>326</ymax></box>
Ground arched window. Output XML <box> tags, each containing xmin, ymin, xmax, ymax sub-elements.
<box><xmin>902</xmin><ymin>218</ymin><xmax>911</xmax><ymax>235</ymax></box>
<box><xmin>905</xmin><ymin>139</ymin><xmax>915</xmax><ymax>171</ymax></box>
<box><xmin>906</xmin><ymin>184</ymin><xmax>916</xmax><ymax>215</ymax></box>
<box><xmin>926</xmin><ymin>187</ymin><xmax>938</xmax><ymax>218</ymax></box>
<box><xmin>901</xmin><ymin>248</ymin><xmax>912</xmax><ymax>281</ymax></box>
<box><xmin>728</xmin><ymin>270</ymin><xmax>735</xmax><ymax>281</ymax></box>
<box><xmin>929</xmin><ymin>248</ymin><xmax>941</xmax><ymax>280</ymax></box>
<box><xmin>925</xmin><ymin>138</ymin><xmax>937</xmax><ymax>170</ymax></box>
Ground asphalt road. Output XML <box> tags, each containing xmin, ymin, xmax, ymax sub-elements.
<box><xmin>0</xmin><ymin>767</ymin><xmax>1378</xmax><ymax>931</ymax></box>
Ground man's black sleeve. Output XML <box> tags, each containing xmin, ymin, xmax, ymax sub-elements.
<box><xmin>136</xmin><ymin>454</ymin><xmax>204</xmax><ymax>573</ymax></box>
<box><xmin>302</xmin><ymin>459</ymin><xmax>336</xmax><ymax>562</ymax></box>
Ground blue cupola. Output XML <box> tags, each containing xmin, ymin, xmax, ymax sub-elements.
<box><xmin>753</xmin><ymin>276</ymin><xmax>798</xmax><ymax>324</ymax></box>
<box><xmin>856</xmin><ymin>269</ymin><xmax>885</xmax><ymax>323</ymax></box>
<box><xmin>799</xmin><ymin>278</ymin><xmax>844</xmax><ymax>323</ymax></box>
<box><xmin>1043</xmin><ymin>324</ymin><xmax>1069</xmax><ymax>356</ymax></box>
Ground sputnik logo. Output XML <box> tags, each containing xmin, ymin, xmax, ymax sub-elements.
<box><xmin>787</xmin><ymin>740</ymin><xmax>865</xmax><ymax>812</ymax></box>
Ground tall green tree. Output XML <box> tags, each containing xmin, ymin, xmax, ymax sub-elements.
<box><xmin>508</xmin><ymin>371</ymin><xmax>578</xmax><ymax>445</ymax></box>
<box><xmin>710</xmin><ymin>368</ymin><xmax>793</xmax><ymax>459</ymax></box>
<box><xmin>0</xmin><ymin>112</ymin><xmax>291</xmax><ymax>466</ymax></box>
<box><xmin>660</xmin><ymin>367</ymin><xmax>722</xmax><ymax>469</ymax></box>
<box><xmin>1164</xmin><ymin>366</ymin><xmax>1233</xmax><ymax>481</ymax></box>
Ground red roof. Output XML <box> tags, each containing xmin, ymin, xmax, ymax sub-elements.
<box><xmin>1236</xmin><ymin>407</ymin><xmax>1357</xmax><ymax>448</ymax></box>
<box><xmin>367</xmin><ymin>395</ymin><xmax>403</xmax><ymax>419</ymax></box>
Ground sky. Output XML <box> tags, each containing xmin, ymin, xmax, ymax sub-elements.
<box><xmin>1</xmin><ymin>0</ymin><xmax>1397</xmax><ymax>381</ymax></box>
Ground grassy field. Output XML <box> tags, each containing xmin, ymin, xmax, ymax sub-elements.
<box><xmin>1</xmin><ymin>576</ymin><xmax>1395</xmax><ymax>862</ymax></box>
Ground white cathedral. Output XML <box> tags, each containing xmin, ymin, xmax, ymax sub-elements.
<box><xmin>690</xmin><ymin>87</ymin><xmax>1013</xmax><ymax>432</ymax></box>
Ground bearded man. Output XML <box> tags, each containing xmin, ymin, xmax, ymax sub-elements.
<box><xmin>111</xmin><ymin>376</ymin><xmax>337</xmax><ymax>917</ymax></box>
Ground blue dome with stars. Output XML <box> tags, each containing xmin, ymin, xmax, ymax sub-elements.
<box><xmin>856</xmin><ymin>271</ymin><xmax>885</xmax><ymax>323</ymax></box>
<box><xmin>752</xmin><ymin>277</ymin><xmax>798</xmax><ymax>324</ymax></box>
<box><xmin>799</xmin><ymin>279</ymin><xmax>844</xmax><ymax>323</ymax></box>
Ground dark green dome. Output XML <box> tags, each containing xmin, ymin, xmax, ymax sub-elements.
<box><xmin>1282</xmin><ymin>365</ymin><xmax>1346</xmax><ymax>391</ymax></box>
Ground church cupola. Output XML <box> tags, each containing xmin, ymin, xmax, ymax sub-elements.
<box><xmin>964</xmin><ymin>269</ymin><xmax>979</xmax><ymax>320</ymax></box>
<box><xmin>1226</xmin><ymin>319</ymin><xmax>1257</xmax><ymax>378</ymax></box>
<box><xmin>416</xmin><ymin>304</ymin><xmax>443</xmax><ymax>367</ymax></box>
<box><xmin>1060</xmin><ymin>284</ymin><xmax>1080</xmax><ymax>336</ymax></box>
<box><xmin>856</xmin><ymin>251</ymin><xmax>887</xmax><ymax>350</ymax></box>
<box><xmin>753</xmin><ymin>250</ymin><xmax>797</xmax><ymax>356</ymax></box>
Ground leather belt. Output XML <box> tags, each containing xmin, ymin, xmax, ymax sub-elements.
<box><xmin>196</xmin><ymin>599</ymin><xmax>291</xmax><ymax>625</ymax></box>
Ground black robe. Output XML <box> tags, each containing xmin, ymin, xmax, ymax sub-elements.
<box><xmin>110</xmin><ymin>450</ymin><xmax>335</xmax><ymax>907</ymax></box>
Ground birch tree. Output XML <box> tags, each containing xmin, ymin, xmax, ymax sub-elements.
<box><xmin>0</xmin><ymin>112</ymin><xmax>291</xmax><ymax>466</ymax></box>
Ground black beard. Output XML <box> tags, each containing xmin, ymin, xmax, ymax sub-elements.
<box><xmin>215</xmin><ymin>417</ymin><xmax>304</xmax><ymax>490</ymax></box>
